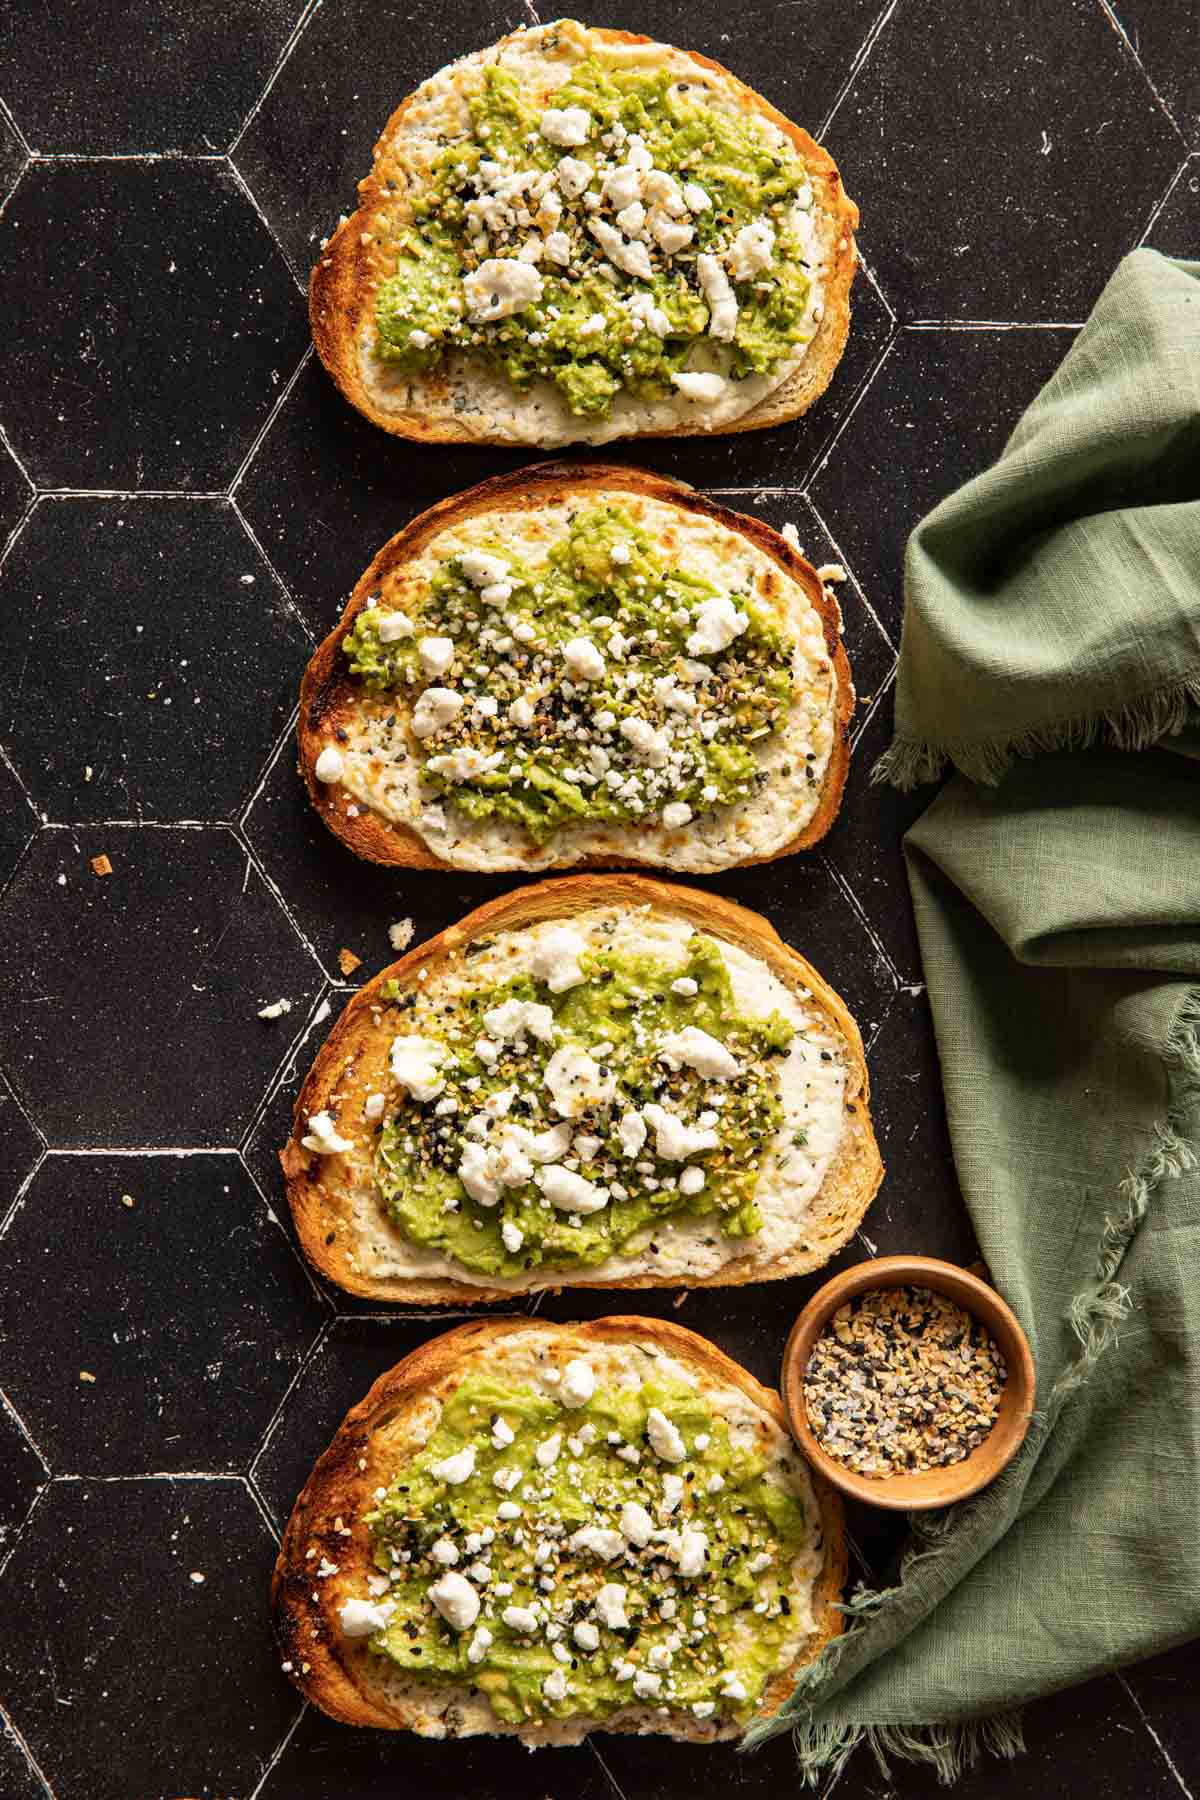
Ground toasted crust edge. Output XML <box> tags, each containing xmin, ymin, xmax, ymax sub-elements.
<box><xmin>270</xmin><ymin>1314</ymin><xmax>848</xmax><ymax>1739</ymax></box>
<box><xmin>308</xmin><ymin>22</ymin><xmax>859</xmax><ymax>447</ymax></box>
<box><xmin>297</xmin><ymin>462</ymin><xmax>853</xmax><ymax>874</ymax></box>
<box><xmin>279</xmin><ymin>873</ymin><xmax>882</xmax><ymax>1304</ymax></box>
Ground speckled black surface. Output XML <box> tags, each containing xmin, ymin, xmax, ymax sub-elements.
<box><xmin>0</xmin><ymin>5</ymin><xmax>1196</xmax><ymax>1798</ymax></box>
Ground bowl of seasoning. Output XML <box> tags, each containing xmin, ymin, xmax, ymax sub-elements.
<box><xmin>780</xmin><ymin>1255</ymin><xmax>1036</xmax><ymax>1510</ymax></box>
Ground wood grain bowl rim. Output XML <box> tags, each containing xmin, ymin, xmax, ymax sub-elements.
<box><xmin>780</xmin><ymin>1254</ymin><xmax>1036</xmax><ymax>1511</ymax></box>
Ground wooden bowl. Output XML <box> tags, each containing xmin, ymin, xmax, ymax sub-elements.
<box><xmin>781</xmin><ymin>1255</ymin><xmax>1036</xmax><ymax>1511</ymax></box>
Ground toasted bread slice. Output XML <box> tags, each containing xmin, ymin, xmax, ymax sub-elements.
<box><xmin>310</xmin><ymin>19</ymin><xmax>858</xmax><ymax>448</ymax></box>
<box><xmin>272</xmin><ymin>1316</ymin><xmax>846</xmax><ymax>1743</ymax></box>
<box><xmin>299</xmin><ymin>464</ymin><xmax>853</xmax><ymax>875</ymax></box>
<box><xmin>279</xmin><ymin>875</ymin><xmax>882</xmax><ymax>1304</ymax></box>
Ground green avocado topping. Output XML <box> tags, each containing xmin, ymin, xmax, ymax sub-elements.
<box><xmin>342</xmin><ymin>504</ymin><xmax>797</xmax><ymax>846</ymax></box>
<box><xmin>358</xmin><ymin>1367</ymin><xmax>817</xmax><ymax>1726</ymax></box>
<box><xmin>371</xmin><ymin>55</ymin><xmax>817</xmax><ymax>417</ymax></box>
<box><xmin>371</xmin><ymin>930</ymin><xmax>795</xmax><ymax>1279</ymax></box>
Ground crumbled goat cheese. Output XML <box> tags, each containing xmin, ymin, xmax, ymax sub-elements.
<box><xmin>418</xmin><ymin>635</ymin><xmax>455</xmax><ymax>677</ymax></box>
<box><xmin>658</xmin><ymin>1025</ymin><xmax>743</xmax><ymax>1080</ymax></box>
<box><xmin>540</xmin><ymin>1164</ymin><xmax>609</xmax><ymax>1213</ymax></box>
<box><xmin>411</xmin><ymin>686</ymin><xmax>465</xmax><ymax>738</ymax></box>
<box><xmin>376</xmin><ymin>610</ymin><xmax>414</xmax><ymax>642</ymax></box>
<box><xmin>388</xmin><ymin>917</ymin><xmax>414</xmax><ymax>953</ymax></box>
<box><xmin>540</xmin><ymin>106</ymin><xmax>592</xmax><ymax>147</ymax></box>
<box><xmin>458</xmin><ymin>550</ymin><xmax>510</xmax><ymax>588</ymax></box>
<box><xmin>463</xmin><ymin>258</ymin><xmax>543</xmax><ymax>323</ymax></box>
<box><xmin>563</xmin><ymin>636</ymin><xmax>606</xmax><ymax>681</ymax></box>
<box><xmin>483</xmin><ymin>997</ymin><xmax>556</xmax><ymax>1043</ymax></box>
<box><xmin>646</xmin><ymin>1406</ymin><xmax>687</xmax><ymax>1463</ymax></box>
<box><xmin>545</xmin><ymin>1044</ymin><xmax>616</xmax><ymax>1117</ymax></box>
<box><xmin>687</xmin><ymin>595</ymin><xmax>749</xmax><ymax>656</ymax></box>
<box><xmin>314</xmin><ymin>746</ymin><xmax>344</xmax><ymax>783</ymax></box>
<box><xmin>696</xmin><ymin>253</ymin><xmax>738</xmax><ymax>341</ymax></box>
<box><xmin>428</xmin><ymin>1571</ymin><xmax>480</xmax><ymax>1632</ymax></box>
<box><xmin>728</xmin><ymin>219</ymin><xmax>776</xmax><ymax>280</ymax></box>
<box><xmin>594</xmin><ymin>1582</ymin><xmax>629</xmax><ymax>1628</ymax></box>
<box><xmin>643</xmin><ymin>1102</ymin><xmax>720</xmax><ymax>1162</ymax></box>
<box><xmin>589</xmin><ymin>218</ymin><xmax>653</xmax><ymax>282</ymax></box>
<box><xmin>300</xmin><ymin>1110</ymin><xmax>353</xmax><ymax>1156</ymax></box>
<box><xmin>569</xmin><ymin>1525</ymin><xmax>625</xmax><ymax>1561</ymax></box>
<box><xmin>430</xmin><ymin>1444</ymin><xmax>476</xmax><ymax>1485</ymax></box>
<box><xmin>619</xmin><ymin>1500</ymin><xmax>655</xmax><ymax>1547</ymax></box>
<box><xmin>559</xmin><ymin>1359</ymin><xmax>596</xmax><ymax>1407</ymax></box>
<box><xmin>338</xmin><ymin>1597</ymin><xmax>392</xmax><ymax>1637</ymax></box>
<box><xmin>661</xmin><ymin>801</ymin><xmax>693</xmax><ymax>831</ymax></box>
<box><xmin>671</xmin><ymin>370</ymin><xmax>727</xmax><ymax>403</ymax></box>
<box><xmin>501</xmin><ymin>1219</ymin><xmax>524</xmax><ymax>1254</ymax></box>
<box><xmin>389</xmin><ymin>1034</ymin><xmax>446</xmax><ymax>1101</ymax></box>
<box><xmin>530</xmin><ymin>924</ymin><xmax>587</xmax><ymax>992</ymax></box>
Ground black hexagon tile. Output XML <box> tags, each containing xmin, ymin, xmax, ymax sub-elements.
<box><xmin>0</xmin><ymin>1715</ymin><xmax>46</xmax><ymax>1800</ymax></box>
<box><xmin>1109</xmin><ymin>2</ymin><xmax>1200</xmax><ymax>147</ymax></box>
<box><xmin>0</xmin><ymin>0</ymin><xmax>303</xmax><ymax>155</ymax></box>
<box><xmin>0</xmin><ymin>498</ymin><xmax>307</xmax><ymax>824</ymax></box>
<box><xmin>0</xmin><ymin>161</ymin><xmax>307</xmax><ymax>492</ymax></box>
<box><xmin>0</xmin><ymin>1070</ymin><xmax>41</xmax><ymax>1230</ymax></box>
<box><xmin>1121</xmin><ymin>1639</ymin><xmax>1200</xmax><ymax>1798</ymax></box>
<box><xmin>236</xmin><ymin>352</ymin><xmax>530</xmax><ymax>639</ymax></box>
<box><xmin>259</xmin><ymin>1699</ymin><xmax>618</xmax><ymax>1800</ymax></box>
<box><xmin>0</xmin><ymin>756</ymin><xmax>37</xmax><ymax>879</ymax></box>
<box><xmin>0</xmin><ymin>429</ymin><xmax>31</xmax><ymax>552</ymax></box>
<box><xmin>0</xmin><ymin>825</ymin><xmax>321</xmax><ymax>1147</ymax></box>
<box><xmin>253</xmin><ymin>1315</ymin><xmax>454</xmax><ymax>1529</ymax></box>
<box><xmin>0</xmin><ymin>1152</ymin><xmax>324</xmax><ymax>1475</ymax></box>
<box><xmin>0</xmin><ymin>106</ymin><xmax>24</xmax><ymax>204</ymax></box>
<box><xmin>822</xmin><ymin>688</ymin><xmax>930</xmax><ymax>987</ymax></box>
<box><xmin>0</xmin><ymin>1392</ymin><xmax>45</xmax><ymax>1555</ymax></box>
<box><xmin>824</xmin><ymin>0</ymin><xmax>1183</xmax><ymax>322</ymax></box>
<box><xmin>244</xmin><ymin>730</ymin><xmax>523</xmax><ymax>983</ymax></box>
<box><xmin>857</xmin><ymin>988</ymin><xmax>977</xmax><ymax>1270</ymax></box>
<box><xmin>0</xmin><ymin>1476</ymin><xmax>297</xmax><ymax>1800</ymax></box>
<box><xmin>809</xmin><ymin>325</ymin><xmax>1076</xmax><ymax>642</ymax></box>
<box><xmin>1144</xmin><ymin>156</ymin><xmax>1200</xmax><ymax>253</ymax></box>
<box><xmin>723</xmin><ymin>490</ymin><xmax>896</xmax><ymax>724</ymax></box>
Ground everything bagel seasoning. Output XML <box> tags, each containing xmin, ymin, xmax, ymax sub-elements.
<box><xmin>804</xmin><ymin>1285</ymin><xmax>1007</xmax><ymax>1477</ymax></box>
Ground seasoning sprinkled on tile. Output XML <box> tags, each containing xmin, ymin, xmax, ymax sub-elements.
<box><xmin>804</xmin><ymin>1285</ymin><xmax>1007</xmax><ymax>1477</ymax></box>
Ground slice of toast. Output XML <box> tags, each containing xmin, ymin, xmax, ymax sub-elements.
<box><xmin>279</xmin><ymin>875</ymin><xmax>883</xmax><ymax>1303</ymax></box>
<box><xmin>272</xmin><ymin>1315</ymin><xmax>847</xmax><ymax>1743</ymax></box>
<box><xmin>310</xmin><ymin>19</ymin><xmax>858</xmax><ymax>448</ymax></box>
<box><xmin>299</xmin><ymin>463</ymin><xmax>853</xmax><ymax>875</ymax></box>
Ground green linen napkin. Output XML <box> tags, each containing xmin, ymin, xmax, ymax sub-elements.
<box><xmin>745</xmin><ymin>250</ymin><xmax>1200</xmax><ymax>1784</ymax></box>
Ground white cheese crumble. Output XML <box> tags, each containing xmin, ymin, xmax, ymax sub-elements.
<box><xmin>429</xmin><ymin>1444</ymin><xmax>476</xmax><ymax>1485</ymax></box>
<box><xmin>540</xmin><ymin>105</ymin><xmax>592</xmax><ymax>147</ymax></box>
<box><xmin>463</xmin><ymin>258</ymin><xmax>544</xmax><ymax>323</ymax></box>
<box><xmin>338</xmin><ymin>1597</ymin><xmax>392</xmax><ymax>1637</ymax></box>
<box><xmin>646</xmin><ymin>1406</ymin><xmax>687</xmax><ymax>1463</ymax></box>
<box><xmin>300</xmin><ymin>1110</ymin><xmax>353</xmax><ymax>1156</ymax></box>
<box><xmin>428</xmin><ymin>1571</ymin><xmax>479</xmax><ymax>1632</ymax></box>
<box><xmin>529</xmin><ymin>924</ymin><xmax>587</xmax><ymax>992</ymax></box>
<box><xmin>658</xmin><ymin>1025</ymin><xmax>742</xmax><ymax>1080</ymax></box>
<box><xmin>314</xmin><ymin>745</ymin><xmax>344</xmax><ymax>783</ymax></box>
<box><xmin>687</xmin><ymin>595</ymin><xmax>749</xmax><ymax>656</ymax></box>
<box><xmin>559</xmin><ymin>1359</ymin><xmax>596</xmax><ymax>1407</ymax></box>
<box><xmin>670</xmin><ymin>370</ymin><xmax>727</xmax><ymax>403</ymax></box>
<box><xmin>389</xmin><ymin>1034</ymin><xmax>446</xmax><ymax>1101</ymax></box>
<box><xmin>411</xmin><ymin>686</ymin><xmax>465</xmax><ymax>738</ymax></box>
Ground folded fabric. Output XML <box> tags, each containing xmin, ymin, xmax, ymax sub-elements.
<box><xmin>746</xmin><ymin>251</ymin><xmax>1200</xmax><ymax>1784</ymax></box>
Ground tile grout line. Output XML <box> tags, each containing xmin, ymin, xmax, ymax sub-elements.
<box><xmin>588</xmin><ymin>1739</ymin><xmax>631</xmax><ymax>1800</ymax></box>
<box><xmin>225</xmin><ymin>155</ymin><xmax>308</xmax><ymax>298</ymax></box>
<box><xmin>1116</xmin><ymin>1672</ymin><xmax>1196</xmax><ymax>1800</ymax></box>
<box><xmin>1094</xmin><ymin>0</ymin><xmax>1189</xmax><ymax>147</ymax></box>
<box><xmin>232</xmin><ymin>815</ymin><xmax>337</xmax><ymax>984</ymax></box>
<box><xmin>247</xmin><ymin>1699</ymin><xmax>309</xmax><ymax>1800</ymax></box>
<box><xmin>231</xmin><ymin>499</ymin><xmax>317</xmax><ymax>646</ymax></box>
<box><xmin>817</xmin><ymin>0</ymin><xmax>899</xmax><ymax>141</ymax></box>
<box><xmin>1138</xmin><ymin>153</ymin><xmax>1193</xmax><ymax>244</ymax></box>
<box><xmin>820</xmin><ymin>848</ymin><xmax>904</xmax><ymax>999</ymax></box>
<box><xmin>903</xmin><ymin>318</ymin><xmax>1085</xmax><ymax>332</ymax></box>
<box><xmin>0</xmin><ymin>1385</ymin><xmax>52</xmax><ymax>1480</ymax></box>
<box><xmin>238</xmin><ymin>1142</ymin><xmax>338</xmax><ymax>1316</ymax></box>
<box><xmin>0</xmin><ymin>94</ymin><xmax>33</xmax><ymax>158</ymax></box>
<box><xmin>227</xmin><ymin>342</ymin><xmax>314</xmax><ymax>498</ymax></box>
<box><xmin>247</xmin><ymin>1316</ymin><xmax>333</xmax><ymax>1507</ymax></box>
<box><xmin>228</xmin><ymin>0</ymin><xmax>323</xmax><ymax>159</ymax></box>
<box><xmin>0</xmin><ymin>1698</ymin><xmax>55</xmax><ymax>1800</ymax></box>
<box><xmin>802</xmin><ymin>492</ymin><xmax>898</xmax><ymax>654</ymax></box>
<box><xmin>240</xmin><ymin>1469</ymin><xmax>283</xmax><ymax>1547</ymax></box>
<box><xmin>235</xmin><ymin>974</ymin><xmax>333</xmax><ymax>1157</ymax></box>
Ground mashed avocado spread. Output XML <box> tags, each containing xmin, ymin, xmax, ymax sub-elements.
<box><xmin>373</xmin><ymin>929</ymin><xmax>797</xmax><ymax>1278</ymax></box>
<box><xmin>343</xmin><ymin>504</ymin><xmax>798</xmax><ymax>845</ymax></box>
<box><xmin>353</xmin><ymin>1366</ymin><xmax>816</xmax><ymax>1725</ymax></box>
<box><xmin>372</xmin><ymin>49</ymin><xmax>819</xmax><ymax>417</ymax></box>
